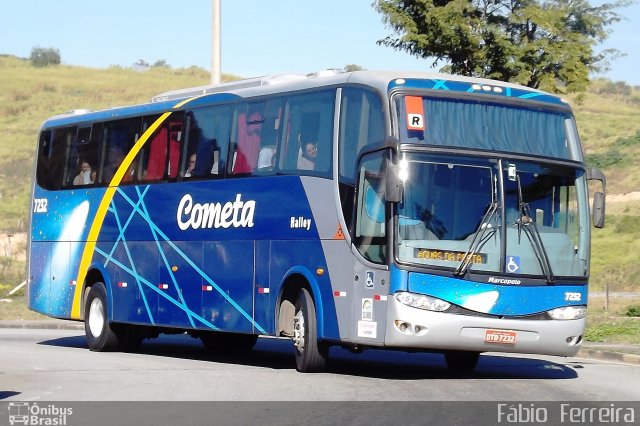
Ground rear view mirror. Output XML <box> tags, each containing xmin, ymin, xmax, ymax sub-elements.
<box><xmin>587</xmin><ymin>167</ymin><xmax>606</xmax><ymax>229</ymax></box>
<box><xmin>592</xmin><ymin>191</ymin><xmax>605</xmax><ymax>228</ymax></box>
<box><xmin>385</xmin><ymin>163</ymin><xmax>403</xmax><ymax>203</ymax></box>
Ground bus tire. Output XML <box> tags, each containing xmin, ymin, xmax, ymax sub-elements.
<box><xmin>293</xmin><ymin>288</ymin><xmax>328</xmax><ymax>372</ymax></box>
<box><xmin>84</xmin><ymin>282</ymin><xmax>119</xmax><ymax>352</ymax></box>
<box><xmin>200</xmin><ymin>332</ymin><xmax>258</xmax><ymax>352</ymax></box>
<box><xmin>444</xmin><ymin>350</ymin><xmax>480</xmax><ymax>372</ymax></box>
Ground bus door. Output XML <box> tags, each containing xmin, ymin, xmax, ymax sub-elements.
<box><xmin>350</xmin><ymin>152</ymin><xmax>391</xmax><ymax>344</ymax></box>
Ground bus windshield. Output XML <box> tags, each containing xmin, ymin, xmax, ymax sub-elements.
<box><xmin>396</xmin><ymin>95</ymin><xmax>579</xmax><ymax>161</ymax></box>
<box><xmin>395</xmin><ymin>153</ymin><xmax>589</xmax><ymax>279</ymax></box>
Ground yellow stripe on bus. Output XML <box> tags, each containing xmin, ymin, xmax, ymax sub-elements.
<box><xmin>70</xmin><ymin>108</ymin><xmax>179</xmax><ymax>319</ymax></box>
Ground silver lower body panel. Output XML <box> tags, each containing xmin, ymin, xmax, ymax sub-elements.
<box><xmin>384</xmin><ymin>297</ymin><xmax>585</xmax><ymax>357</ymax></box>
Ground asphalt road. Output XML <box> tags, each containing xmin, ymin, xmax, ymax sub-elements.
<box><xmin>1</xmin><ymin>328</ymin><xmax>639</xmax><ymax>403</ymax></box>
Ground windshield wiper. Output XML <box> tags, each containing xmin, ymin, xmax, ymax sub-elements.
<box><xmin>454</xmin><ymin>175</ymin><xmax>499</xmax><ymax>277</ymax></box>
<box><xmin>516</xmin><ymin>175</ymin><xmax>555</xmax><ymax>284</ymax></box>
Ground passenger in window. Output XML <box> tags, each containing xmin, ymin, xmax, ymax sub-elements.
<box><xmin>297</xmin><ymin>141</ymin><xmax>317</xmax><ymax>170</ymax></box>
<box><xmin>73</xmin><ymin>161</ymin><xmax>96</xmax><ymax>185</ymax></box>
<box><xmin>184</xmin><ymin>153</ymin><xmax>197</xmax><ymax>177</ymax></box>
<box><xmin>257</xmin><ymin>146</ymin><xmax>275</xmax><ymax>169</ymax></box>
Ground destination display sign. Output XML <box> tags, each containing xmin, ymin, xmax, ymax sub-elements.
<box><xmin>414</xmin><ymin>248</ymin><xmax>488</xmax><ymax>264</ymax></box>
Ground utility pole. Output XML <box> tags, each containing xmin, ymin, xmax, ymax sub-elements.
<box><xmin>211</xmin><ymin>0</ymin><xmax>221</xmax><ymax>85</ymax></box>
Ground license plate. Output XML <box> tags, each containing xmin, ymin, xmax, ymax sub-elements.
<box><xmin>484</xmin><ymin>329</ymin><xmax>517</xmax><ymax>345</ymax></box>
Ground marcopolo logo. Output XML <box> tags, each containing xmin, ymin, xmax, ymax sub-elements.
<box><xmin>176</xmin><ymin>193</ymin><xmax>256</xmax><ymax>231</ymax></box>
<box><xmin>7</xmin><ymin>402</ymin><xmax>73</xmax><ymax>425</ymax></box>
<box><xmin>487</xmin><ymin>277</ymin><xmax>522</xmax><ymax>285</ymax></box>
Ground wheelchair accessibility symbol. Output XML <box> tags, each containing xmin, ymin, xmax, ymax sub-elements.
<box><xmin>366</xmin><ymin>271</ymin><xmax>375</xmax><ymax>288</ymax></box>
<box><xmin>506</xmin><ymin>256</ymin><xmax>521</xmax><ymax>273</ymax></box>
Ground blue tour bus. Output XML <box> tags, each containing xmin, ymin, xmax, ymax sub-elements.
<box><xmin>28</xmin><ymin>70</ymin><xmax>606</xmax><ymax>372</ymax></box>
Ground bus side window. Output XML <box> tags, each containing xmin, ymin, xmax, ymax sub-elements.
<box><xmin>354</xmin><ymin>153</ymin><xmax>387</xmax><ymax>263</ymax></box>
<box><xmin>140</xmin><ymin>115</ymin><xmax>183</xmax><ymax>182</ymax></box>
<box><xmin>100</xmin><ymin>118</ymin><xmax>141</xmax><ymax>185</ymax></box>
<box><xmin>279</xmin><ymin>89</ymin><xmax>335</xmax><ymax>176</ymax></box>
<box><xmin>182</xmin><ymin>105</ymin><xmax>232</xmax><ymax>180</ymax></box>
<box><xmin>167</xmin><ymin>122</ymin><xmax>182</xmax><ymax>179</ymax></box>
<box><xmin>63</xmin><ymin>126</ymin><xmax>100</xmax><ymax>187</ymax></box>
<box><xmin>339</xmin><ymin>88</ymin><xmax>385</xmax><ymax>183</ymax></box>
<box><xmin>255</xmin><ymin>99</ymin><xmax>283</xmax><ymax>172</ymax></box>
<box><xmin>338</xmin><ymin>88</ymin><xmax>385</xmax><ymax>237</ymax></box>
<box><xmin>36</xmin><ymin>128</ymin><xmax>67</xmax><ymax>190</ymax></box>
<box><xmin>232</xmin><ymin>102</ymin><xmax>264</xmax><ymax>175</ymax></box>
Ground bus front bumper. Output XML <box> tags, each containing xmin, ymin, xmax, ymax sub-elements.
<box><xmin>384</xmin><ymin>297</ymin><xmax>585</xmax><ymax>357</ymax></box>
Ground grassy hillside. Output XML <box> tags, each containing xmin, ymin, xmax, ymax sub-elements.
<box><xmin>567</xmin><ymin>80</ymin><xmax>640</xmax><ymax>292</ymax></box>
<box><xmin>0</xmin><ymin>55</ymin><xmax>217</xmax><ymax>231</ymax></box>
<box><xmin>0</xmin><ymin>55</ymin><xmax>638</xmax><ymax>294</ymax></box>
<box><xmin>571</xmin><ymin>79</ymin><xmax>640</xmax><ymax>194</ymax></box>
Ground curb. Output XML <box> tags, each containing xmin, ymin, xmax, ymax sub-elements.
<box><xmin>576</xmin><ymin>348</ymin><xmax>640</xmax><ymax>365</ymax></box>
<box><xmin>0</xmin><ymin>320</ymin><xmax>84</xmax><ymax>331</ymax></box>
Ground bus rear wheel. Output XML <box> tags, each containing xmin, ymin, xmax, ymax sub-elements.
<box><xmin>444</xmin><ymin>350</ymin><xmax>480</xmax><ymax>372</ymax></box>
<box><xmin>292</xmin><ymin>288</ymin><xmax>328</xmax><ymax>373</ymax></box>
<box><xmin>84</xmin><ymin>282</ymin><xmax>119</xmax><ymax>351</ymax></box>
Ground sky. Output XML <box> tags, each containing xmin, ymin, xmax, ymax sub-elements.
<box><xmin>1</xmin><ymin>0</ymin><xmax>638</xmax><ymax>85</ymax></box>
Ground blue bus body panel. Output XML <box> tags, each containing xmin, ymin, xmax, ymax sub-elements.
<box><xmin>30</xmin><ymin>188</ymin><xmax>103</xmax><ymax>317</ymax></box>
<box><xmin>29</xmin><ymin>175</ymin><xmax>339</xmax><ymax>337</ymax></box>
<box><xmin>388</xmin><ymin>78</ymin><xmax>567</xmax><ymax>106</ymax></box>
<box><xmin>407</xmin><ymin>272</ymin><xmax>587</xmax><ymax>316</ymax></box>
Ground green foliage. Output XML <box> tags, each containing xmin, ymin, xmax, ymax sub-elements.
<box><xmin>614</xmin><ymin>130</ymin><xmax>640</xmax><ymax>148</ymax></box>
<box><xmin>585</xmin><ymin>149</ymin><xmax>624</xmax><ymax>168</ymax></box>
<box><xmin>625</xmin><ymin>305</ymin><xmax>640</xmax><ymax>317</ymax></box>
<box><xmin>584</xmin><ymin>319</ymin><xmax>640</xmax><ymax>343</ymax></box>
<box><xmin>29</xmin><ymin>46</ymin><xmax>61</xmax><ymax>68</ymax></box>
<box><xmin>134</xmin><ymin>59</ymin><xmax>150</xmax><ymax>70</ymax></box>
<box><xmin>152</xmin><ymin>59</ymin><xmax>171</xmax><ymax>68</ymax></box>
<box><xmin>589</xmin><ymin>209</ymin><xmax>640</xmax><ymax>292</ymax></box>
<box><xmin>613</xmin><ymin>216</ymin><xmax>640</xmax><ymax>234</ymax></box>
<box><xmin>344</xmin><ymin>64</ymin><xmax>364</xmax><ymax>72</ymax></box>
<box><xmin>374</xmin><ymin>0</ymin><xmax>630</xmax><ymax>95</ymax></box>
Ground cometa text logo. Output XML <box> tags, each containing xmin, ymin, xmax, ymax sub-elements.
<box><xmin>177</xmin><ymin>193</ymin><xmax>256</xmax><ymax>230</ymax></box>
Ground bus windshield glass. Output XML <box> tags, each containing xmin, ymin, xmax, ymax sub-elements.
<box><xmin>395</xmin><ymin>153</ymin><xmax>589</xmax><ymax>278</ymax></box>
<box><xmin>396</xmin><ymin>95</ymin><xmax>578</xmax><ymax>160</ymax></box>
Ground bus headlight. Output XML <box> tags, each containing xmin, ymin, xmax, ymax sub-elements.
<box><xmin>548</xmin><ymin>305</ymin><xmax>587</xmax><ymax>320</ymax></box>
<box><xmin>395</xmin><ymin>292</ymin><xmax>451</xmax><ymax>312</ymax></box>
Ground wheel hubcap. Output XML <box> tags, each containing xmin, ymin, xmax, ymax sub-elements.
<box><xmin>293</xmin><ymin>309</ymin><xmax>305</xmax><ymax>352</ymax></box>
<box><xmin>88</xmin><ymin>298</ymin><xmax>105</xmax><ymax>338</ymax></box>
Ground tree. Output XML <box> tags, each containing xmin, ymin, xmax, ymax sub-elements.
<box><xmin>374</xmin><ymin>0</ymin><xmax>630</xmax><ymax>95</ymax></box>
<box><xmin>344</xmin><ymin>64</ymin><xmax>364</xmax><ymax>72</ymax></box>
<box><xmin>133</xmin><ymin>59</ymin><xmax>150</xmax><ymax>71</ymax></box>
<box><xmin>29</xmin><ymin>46</ymin><xmax>61</xmax><ymax>68</ymax></box>
<box><xmin>152</xmin><ymin>59</ymin><xmax>171</xmax><ymax>68</ymax></box>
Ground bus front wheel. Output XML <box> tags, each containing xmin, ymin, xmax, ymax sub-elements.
<box><xmin>292</xmin><ymin>288</ymin><xmax>328</xmax><ymax>372</ymax></box>
<box><xmin>84</xmin><ymin>282</ymin><xmax>119</xmax><ymax>351</ymax></box>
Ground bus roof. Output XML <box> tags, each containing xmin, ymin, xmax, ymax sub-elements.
<box><xmin>41</xmin><ymin>69</ymin><xmax>567</xmax><ymax>129</ymax></box>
